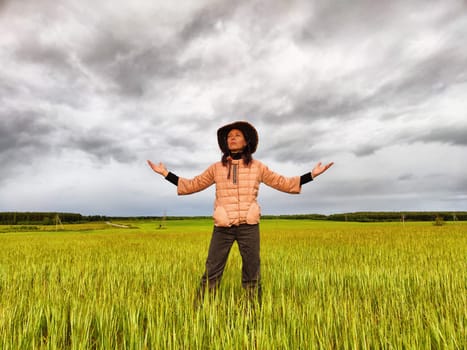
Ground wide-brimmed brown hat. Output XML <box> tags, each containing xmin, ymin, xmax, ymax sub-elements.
<box><xmin>217</xmin><ymin>121</ymin><xmax>258</xmax><ymax>154</ymax></box>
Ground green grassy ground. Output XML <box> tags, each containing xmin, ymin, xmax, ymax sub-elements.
<box><xmin>0</xmin><ymin>220</ymin><xmax>466</xmax><ymax>349</ymax></box>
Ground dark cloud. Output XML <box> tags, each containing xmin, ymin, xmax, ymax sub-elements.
<box><xmin>165</xmin><ymin>135</ymin><xmax>197</xmax><ymax>150</ymax></box>
<box><xmin>289</xmin><ymin>93</ymin><xmax>367</xmax><ymax>122</ymax></box>
<box><xmin>0</xmin><ymin>111</ymin><xmax>55</xmax><ymax>183</ymax></box>
<box><xmin>77</xmin><ymin>4</ymin><xmax>248</xmax><ymax>98</ymax></box>
<box><xmin>416</xmin><ymin>126</ymin><xmax>467</xmax><ymax>146</ymax></box>
<box><xmin>353</xmin><ymin>144</ymin><xmax>381</xmax><ymax>157</ymax></box>
<box><xmin>0</xmin><ymin>112</ymin><xmax>54</xmax><ymax>157</ymax></box>
<box><xmin>81</xmin><ymin>34</ymin><xmax>182</xmax><ymax>97</ymax></box>
<box><xmin>179</xmin><ymin>1</ymin><xmax>239</xmax><ymax>42</ymax></box>
<box><xmin>297</xmin><ymin>1</ymin><xmax>398</xmax><ymax>40</ymax></box>
<box><xmin>178</xmin><ymin>0</ymin><xmax>293</xmax><ymax>43</ymax></box>
<box><xmin>0</xmin><ymin>78</ymin><xmax>22</xmax><ymax>105</ymax></box>
<box><xmin>397</xmin><ymin>173</ymin><xmax>414</xmax><ymax>181</ymax></box>
<box><xmin>74</xmin><ymin>2</ymin><xmax>250</xmax><ymax>98</ymax></box>
<box><xmin>0</xmin><ymin>110</ymin><xmax>138</xmax><ymax>181</ymax></box>
<box><xmin>0</xmin><ymin>0</ymin><xmax>8</xmax><ymax>12</ymax></box>
<box><xmin>7</xmin><ymin>31</ymin><xmax>92</xmax><ymax>109</ymax></box>
<box><xmin>14</xmin><ymin>38</ymin><xmax>71</xmax><ymax>73</ymax></box>
<box><xmin>299</xmin><ymin>0</ymin><xmax>466</xmax><ymax>43</ymax></box>
<box><xmin>66</xmin><ymin>132</ymin><xmax>136</xmax><ymax>163</ymax></box>
<box><xmin>371</xmin><ymin>53</ymin><xmax>467</xmax><ymax>111</ymax></box>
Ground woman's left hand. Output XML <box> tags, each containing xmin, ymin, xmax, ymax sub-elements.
<box><xmin>311</xmin><ymin>162</ymin><xmax>334</xmax><ymax>178</ymax></box>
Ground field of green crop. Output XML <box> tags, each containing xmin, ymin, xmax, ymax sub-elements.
<box><xmin>0</xmin><ymin>219</ymin><xmax>466</xmax><ymax>349</ymax></box>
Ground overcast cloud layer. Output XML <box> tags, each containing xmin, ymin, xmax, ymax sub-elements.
<box><xmin>1</xmin><ymin>0</ymin><xmax>466</xmax><ymax>216</ymax></box>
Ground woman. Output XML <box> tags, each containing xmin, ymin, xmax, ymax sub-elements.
<box><xmin>147</xmin><ymin>121</ymin><xmax>333</xmax><ymax>304</ymax></box>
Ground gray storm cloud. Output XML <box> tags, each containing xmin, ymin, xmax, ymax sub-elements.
<box><xmin>1</xmin><ymin>0</ymin><xmax>466</xmax><ymax>215</ymax></box>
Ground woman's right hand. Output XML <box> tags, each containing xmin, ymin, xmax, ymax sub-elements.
<box><xmin>147</xmin><ymin>160</ymin><xmax>169</xmax><ymax>177</ymax></box>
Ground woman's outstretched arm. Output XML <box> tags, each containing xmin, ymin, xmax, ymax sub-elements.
<box><xmin>147</xmin><ymin>160</ymin><xmax>215</xmax><ymax>194</ymax></box>
<box><xmin>261</xmin><ymin>160</ymin><xmax>334</xmax><ymax>193</ymax></box>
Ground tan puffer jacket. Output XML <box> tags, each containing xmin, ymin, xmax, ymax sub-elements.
<box><xmin>177</xmin><ymin>159</ymin><xmax>301</xmax><ymax>227</ymax></box>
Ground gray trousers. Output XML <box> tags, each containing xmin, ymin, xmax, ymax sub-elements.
<box><xmin>197</xmin><ymin>224</ymin><xmax>262</xmax><ymax>302</ymax></box>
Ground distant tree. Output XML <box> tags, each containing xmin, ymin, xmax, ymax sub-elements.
<box><xmin>433</xmin><ymin>215</ymin><xmax>445</xmax><ymax>226</ymax></box>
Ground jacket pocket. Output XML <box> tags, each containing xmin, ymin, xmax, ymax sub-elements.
<box><xmin>246</xmin><ymin>202</ymin><xmax>261</xmax><ymax>225</ymax></box>
<box><xmin>213</xmin><ymin>206</ymin><xmax>231</xmax><ymax>227</ymax></box>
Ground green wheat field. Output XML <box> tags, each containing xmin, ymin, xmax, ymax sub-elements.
<box><xmin>0</xmin><ymin>219</ymin><xmax>466</xmax><ymax>349</ymax></box>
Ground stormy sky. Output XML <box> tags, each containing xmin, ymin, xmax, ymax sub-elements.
<box><xmin>1</xmin><ymin>0</ymin><xmax>466</xmax><ymax>217</ymax></box>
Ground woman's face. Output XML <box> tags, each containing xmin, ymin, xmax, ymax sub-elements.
<box><xmin>227</xmin><ymin>129</ymin><xmax>247</xmax><ymax>152</ymax></box>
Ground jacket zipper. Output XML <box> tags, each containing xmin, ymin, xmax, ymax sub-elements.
<box><xmin>233</xmin><ymin>164</ymin><xmax>240</xmax><ymax>223</ymax></box>
<box><xmin>232</xmin><ymin>164</ymin><xmax>238</xmax><ymax>184</ymax></box>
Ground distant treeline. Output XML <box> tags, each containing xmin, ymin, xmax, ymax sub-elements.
<box><xmin>325</xmin><ymin>211</ymin><xmax>467</xmax><ymax>222</ymax></box>
<box><xmin>0</xmin><ymin>212</ymin><xmax>213</xmax><ymax>225</ymax></box>
<box><xmin>1</xmin><ymin>211</ymin><xmax>466</xmax><ymax>225</ymax></box>
<box><xmin>264</xmin><ymin>212</ymin><xmax>467</xmax><ymax>222</ymax></box>
<box><xmin>0</xmin><ymin>212</ymin><xmax>80</xmax><ymax>225</ymax></box>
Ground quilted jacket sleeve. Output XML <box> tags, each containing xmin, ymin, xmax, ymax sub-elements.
<box><xmin>259</xmin><ymin>162</ymin><xmax>301</xmax><ymax>194</ymax></box>
<box><xmin>177</xmin><ymin>164</ymin><xmax>216</xmax><ymax>195</ymax></box>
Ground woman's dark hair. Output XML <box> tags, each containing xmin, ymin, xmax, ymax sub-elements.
<box><xmin>221</xmin><ymin>143</ymin><xmax>253</xmax><ymax>166</ymax></box>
